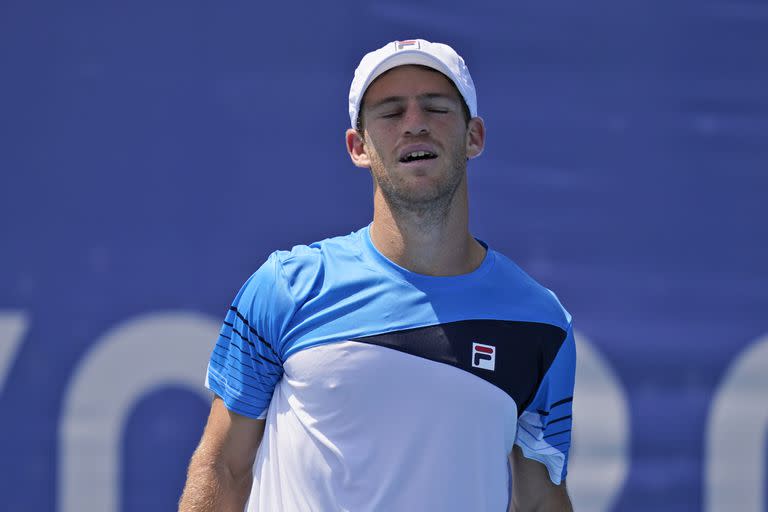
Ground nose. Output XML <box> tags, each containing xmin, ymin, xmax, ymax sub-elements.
<box><xmin>402</xmin><ymin>102</ymin><xmax>429</xmax><ymax>136</ymax></box>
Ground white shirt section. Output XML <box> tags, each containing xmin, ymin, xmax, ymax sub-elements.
<box><xmin>246</xmin><ymin>341</ymin><xmax>518</xmax><ymax>512</ymax></box>
<box><xmin>514</xmin><ymin>411</ymin><xmax>566</xmax><ymax>485</ymax></box>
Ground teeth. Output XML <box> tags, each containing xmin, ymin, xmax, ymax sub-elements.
<box><xmin>404</xmin><ymin>151</ymin><xmax>434</xmax><ymax>160</ymax></box>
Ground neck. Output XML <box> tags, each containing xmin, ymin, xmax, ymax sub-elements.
<box><xmin>369</xmin><ymin>178</ymin><xmax>486</xmax><ymax>276</ymax></box>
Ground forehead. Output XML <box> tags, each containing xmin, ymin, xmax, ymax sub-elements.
<box><xmin>362</xmin><ymin>65</ymin><xmax>461</xmax><ymax>105</ymax></box>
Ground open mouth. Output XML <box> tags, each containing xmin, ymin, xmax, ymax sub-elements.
<box><xmin>399</xmin><ymin>151</ymin><xmax>438</xmax><ymax>163</ymax></box>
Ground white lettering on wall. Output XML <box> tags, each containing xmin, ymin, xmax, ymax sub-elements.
<box><xmin>0</xmin><ymin>311</ymin><xmax>29</xmax><ymax>395</ymax></box>
<box><xmin>705</xmin><ymin>333</ymin><xmax>768</xmax><ymax>512</ymax></box>
<box><xmin>569</xmin><ymin>332</ymin><xmax>630</xmax><ymax>512</ymax></box>
<box><xmin>58</xmin><ymin>312</ymin><xmax>218</xmax><ymax>512</ymax></box>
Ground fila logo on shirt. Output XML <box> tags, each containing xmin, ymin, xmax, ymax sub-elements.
<box><xmin>471</xmin><ymin>342</ymin><xmax>496</xmax><ymax>371</ymax></box>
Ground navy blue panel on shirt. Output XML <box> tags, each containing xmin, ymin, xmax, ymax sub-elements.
<box><xmin>351</xmin><ymin>319</ymin><xmax>568</xmax><ymax>414</ymax></box>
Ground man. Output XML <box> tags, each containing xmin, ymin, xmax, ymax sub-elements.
<box><xmin>179</xmin><ymin>39</ymin><xmax>576</xmax><ymax>512</ymax></box>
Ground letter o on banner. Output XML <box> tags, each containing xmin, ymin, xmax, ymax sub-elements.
<box><xmin>706</xmin><ymin>333</ymin><xmax>768</xmax><ymax>512</ymax></box>
<box><xmin>568</xmin><ymin>332</ymin><xmax>630</xmax><ymax>512</ymax></box>
<box><xmin>58</xmin><ymin>312</ymin><xmax>218</xmax><ymax>512</ymax></box>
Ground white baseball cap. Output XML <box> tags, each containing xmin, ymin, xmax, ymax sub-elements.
<box><xmin>348</xmin><ymin>39</ymin><xmax>478</xmax><ymax>128</ymax></box>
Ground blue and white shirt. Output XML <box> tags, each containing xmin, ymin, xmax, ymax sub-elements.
<box><xmin>205</xmin><ymin>225</ymin><xmax>576</xmax><ymax>512</ymax></box>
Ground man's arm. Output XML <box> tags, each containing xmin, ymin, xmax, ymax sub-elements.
<box><xmin>509</xmin><ymin>445</ymin><xmax>573</xmax><ymax>512</ymax></box>
<box><xmin>178</xmin><ymin>396</ymin><xmax>265</xmax><ymax>512</ymax></box>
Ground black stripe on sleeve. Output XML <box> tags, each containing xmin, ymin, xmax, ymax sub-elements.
<box><xmin>214</xmin><ymin>338</ymin><xmax>282</xmax><ymax>376</ymax></box>
<box><xmin>547</xmin><ymin>414</ymin><xmax>572</xmax><ymax>426</ymax></box>
<box><xmin>222</xmin><ymin>364</ymin><xmax>278</xmax><ymax>397</ymax></box>
<box><xmin>229</xmin><ymin>342</ymin><xmax>279</xmax><ymax>373</ymax></box>
<box><xmin>227</xmin><ymin>357</ymin><xmax>281</xmax><ymax>381</ymax></box>
<box><xmin>543</xmin><ymin>428</ymin><xmax>572</xmax><ymax>439</ymax></box>
<box><xmin>209</xmin><ymin>352</ymin><xmax>227</xmax><ymax>368</ymax></box>
<box><xmin>537</xmin><ymin>396</ymin><xmax>574</xmax><ymax>416</ymax></box>
<box><xmin>527</xmin><ymin>421</ymin><xmax>571</xmax><ymax>433</ymax></box>
<box><xmin>229</xmin><ymin>306</ymin><xmax>281</xmax><ymax>358</ymax></box>
<box><xmin>230</xmin><ymin>327</ymin><xmax>281</xmax><ymax>367</ymax></box>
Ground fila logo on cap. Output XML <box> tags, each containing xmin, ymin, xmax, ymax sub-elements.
<box><xmin>396</xmin><ymin>40</ymin><xmax>420</xmax><ymax>50</ymax></box>
<box><xmin>471</xmin><ymin>342</ymin><xmax>496</xmax><ymax>371</ymax></box>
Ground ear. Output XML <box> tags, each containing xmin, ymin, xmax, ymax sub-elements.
<box><xmin>346</xmin><ymin>128</ymin><xmax>371</xmax><ymax>168</ymax></box>
<box><xmin>465</xmin><ymin>116</ymin><xmax>486</xmax><ymax>159</ymax></box>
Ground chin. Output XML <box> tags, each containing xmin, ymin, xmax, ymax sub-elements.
<box><xmin>374</xmin><ymin>163</ymin><xmax>463</xmax><ymax>209</ymax></box>
<box><xmin>388</xmin><ymin>183</ymin><xmax>456</xmax><ymax>210</ymax></box>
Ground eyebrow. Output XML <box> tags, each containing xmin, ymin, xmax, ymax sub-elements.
<box><xmin>367</xmin><ymin>93</ymin><xmax>458</xmax><ymax>110</ymax></box>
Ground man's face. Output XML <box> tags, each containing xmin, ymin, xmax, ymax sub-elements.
<box><xmin>347</xmin><ymin>65</ymin><xmax>484</xmax><ymax>214</ymax></box>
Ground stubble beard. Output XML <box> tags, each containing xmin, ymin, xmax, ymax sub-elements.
<box><xmin>369</xmin><ymin>144</ymin><xmax>468</xmax><ymax>231</ymax></box>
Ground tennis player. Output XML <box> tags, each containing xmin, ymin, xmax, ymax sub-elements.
<box><xmin>179</xmin><ymin>38</ymin><xmax>576</xmax><ymax>512</ymax></box>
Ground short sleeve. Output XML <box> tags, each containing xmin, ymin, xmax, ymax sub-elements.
<box><xmin>514</xmin><ymin>322</ymin><xmax>576</xmax><ymax>485</ymax></box>
<box><xmin>205</xmin><ymin>252</ymin><xmax>296</xmax><ymax>419</ymax></box>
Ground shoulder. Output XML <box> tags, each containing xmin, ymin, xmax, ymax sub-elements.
<box><xmin>231</xmin><ymin>229</ymin><xmax>366</xmax><ymax>354</ymax></box>
<box><xmin>255</xmin><ymin>228</ymin><xmax>366</xmax><ymax>301</ymax></box>
<box><xmin>489</xmin><ymin>250</ymin><xmax>572</xmax><ymax>331</ymax></box>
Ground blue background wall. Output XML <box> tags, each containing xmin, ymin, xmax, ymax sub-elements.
<box><xmin>1</xmin><ymin>1</ymin><xmax>766</xmax><ymax>510</ymax></box>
